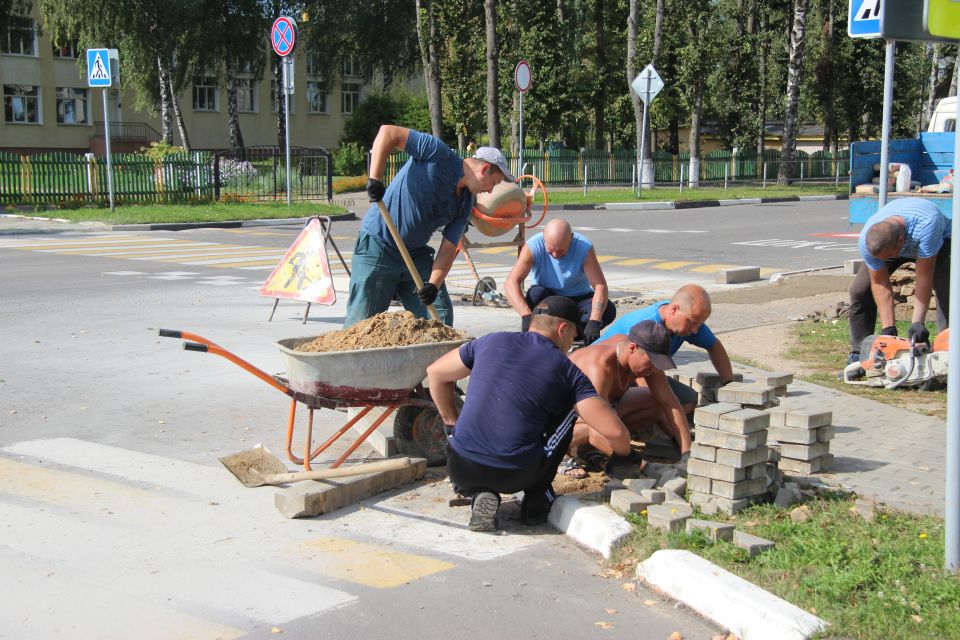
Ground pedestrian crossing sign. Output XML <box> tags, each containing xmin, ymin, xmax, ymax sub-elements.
<box><xmin>86</xmin><ymin>49</ymin><xmax>112</xmax><ymax>87</ymax></box>
<box><xmin>260</xmin><ymin>218</ymin><xmax>335</xmax><ymax>304</ymax></box>
<box><xmin>848</xmin><ymin>0</ymin><xmax>882</xmax><ymax>38</ymax></box>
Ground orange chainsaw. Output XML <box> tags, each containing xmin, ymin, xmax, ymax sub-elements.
<box><xmin>842</xmin><ymin>329</ymin><xmax>950</xmax><ymax>389</ymax></box>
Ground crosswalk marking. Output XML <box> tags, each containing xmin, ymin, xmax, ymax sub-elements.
<box><xmin>651</xmin><ymin>260</ymin><xmax>698</xmax><ymax>270</ymax></box>
<box><xmin>292</xmin><ymin>537</ymin><xmax>456</xmax><ymax>588</ymax></box>
<box><xmin>614</xmin><ymin>258</ymin><xmax>658</xmax><ymax>266</ymax></box>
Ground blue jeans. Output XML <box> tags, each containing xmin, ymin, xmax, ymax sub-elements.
<box><xmin>344</xmin><ymin>231</ymin><xmax>454</xmax><ymax>327</ymax></box>
<box><xmin>525</xmin><ymin>285</ymin><xmax>617</xmax><ymax>336</ymax></box>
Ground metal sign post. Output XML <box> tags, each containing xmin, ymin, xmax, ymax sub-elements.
<box><xmin>630</xmin><ymin>64</ymin><xmax>664</xmax><ymax>195</ymax></box>
<box><xmin>272</xmin><ymin>16</ymin><xmax>298</xmax><ymax>206</ymax></box>
<box><xmin>87</xmin><ymin>48</ymin><xmax>114</xmax><ymax>210</ymax></box>
<box><xmin>515</xmin><ymin>61</ymin><xmax>531</xmax><ymax>180</ymax></box>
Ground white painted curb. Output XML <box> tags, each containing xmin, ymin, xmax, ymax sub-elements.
<box><xmin>549</xmin><ymin>495</ymin><xmax>632</xmax><ymax>559</ymax></box>
<box><xmin>719</xmin><ymin>198</ymin><xmax>762</xmax><ymax>205</ymax></box>
<box><xmin>637</xmin><ymin>549</ymin><xmax>828</xmax><ymax>640</ymax></box>
<box><xmin>604</xmin><ymin>202</ymin><xmax>675</xmax><ymax>211</ymax></box>
<box><xmin>797</xmin><ymin>195</ymin><xmax>837</xmax><ymax>201</ymax></box>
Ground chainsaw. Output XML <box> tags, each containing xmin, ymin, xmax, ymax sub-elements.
<box><xmin>842</xmin><ymin>329</ymin><xmax>950</xmax><ymax>389</ymax></box>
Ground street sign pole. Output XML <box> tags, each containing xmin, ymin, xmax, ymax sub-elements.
<box><xmin>878</xmin><ymin>40</ymin><xmax>895</xmax><ymax>208</ymax></box>
<box><xmin>947</xmin><ymin>59</ymin><xmax>960</xmax><ymax>575</ymax></box>
<box><xmin>519</xmin><ymin>91</ymin><xmax>524</xmax><ymax>178</ymax></box>
<box><xmin>515</xmin><ymin>61</ymin><xmax>531</xmax><ymax>181</ymax></box>
<box><xmin>102</xmin><ymin>90</ymin><xmax>115</xmax><ymax>210</ymax></box>
<box><xmin>283</xmin><ymin>58</ymin><xmax>292</xmax><ymax>206</ymax></box>
<box><xmin>638</xmin><ymin>74</ymin><xmax>652</xmax><ymax>196</ymax></box>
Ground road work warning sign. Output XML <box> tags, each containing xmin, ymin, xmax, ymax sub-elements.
<box><xmin>260</xmin><ymin>218</ymin><xmax>336</xmax><ymax>304</ymax></box>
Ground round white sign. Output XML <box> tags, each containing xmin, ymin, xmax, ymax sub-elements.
<box><xmin>515</xmin><ymin>61</ymin><xmax>531</xmax><ymax>93</ymax></box>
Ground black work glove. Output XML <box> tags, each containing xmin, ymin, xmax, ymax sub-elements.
<box><xmin>583</xmin><ymin>320</ymin><xmax>602</xmax><ymax>344</ymax></box>
<box><xmin>521</xmin><ymin>314</ymin><xmax>532</xmax><ymax>332</ymax></box>
<box><xmin>879</xmin><ymin>325</ymin><xmax>898</xmax><ymax>337</ymax></box>
<box><xmin>417</xmin><ymin>282</ymin><xmax>439</xmax><ymax>305</ymax></box>
<box><xmin>908</xmin><ymin>321</ymin><xmax>930</xmax><ymax>345</ymax></box>
<box><xmin>365</xmin><ymin>177</ymin><xmax>385</xmax><ymax>202</ymax></box>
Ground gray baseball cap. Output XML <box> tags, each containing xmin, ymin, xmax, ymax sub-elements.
<box><xmin>628</xmin><ymin>320</ymin><xmax>677</xmax><ymax>370</ymax></box>
<box><xmin>474</xmin><ymin>146</ymin><xmax>516</xmax><ymax>182</ymax></box>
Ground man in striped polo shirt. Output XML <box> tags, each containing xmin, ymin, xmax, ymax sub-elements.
<box><xmin>846</xmin><ymin>198</ymin><xmax>951</xmax><ymax>374</ymax></box>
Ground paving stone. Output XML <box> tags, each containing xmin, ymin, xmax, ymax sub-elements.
<box><xmin>710</xmin><ymin>477</ymin><xmax>767</xmax><ymax>500</ymax></box>
<box><xmin>647</xmin><ymin>503</ymin><xmax>694</xmax><ymax>532</ymax></box>
<box><xmin>600</xmin><ymin>478</ymin><xmax>625</xmax><ymax>499</ymax></box>
<box><xmin>774</xmin><ymin>485</ymin><xmax>802</xmax><ymax>508</ymax></box>
<box><xmin>696</xmin><ymin>371</ymin><xmax>722</xmax><ymax>387</ymax></box>
<box><xmin>688</xmin><ymin>458</ymin><xmax>746</xmax><ymax>483</ymax></box>
<box><xmin>845</xmin><ymin>258</ymin><xmax>863</xmax><ymax>275</ymax></box>
<box><xmin>622</xmin><ymin>477</ymin><xmax>657</xmax><ymax>492</ymax></box>
<box><xmin>769</xmin><ymin>425</ymin><xmax>819</xmax><ymax>445</ymax></box>
<box><xmin>733</xmin><ymin>530</ymin><xmax>776</xmax><ymax>557</ymax></box>
<box><xmin>716</xmin><ymin>266</ymin><xmax>760</xmax><ymax>284</ymax></box>
<box><xmin>779</xmin><ymin>442</ymin><xmax>831</xmax><ymax>461</ymax></box>
<box><xmin>715</xmin><ymin>445</ymin><xmax>769</xmax><ymax>469</ymax></box>
<box><xmin>767</xmin><ymin>409</ymin><xmax>787</xmax><ymax>427</ymax></box>
<box><xmin>742</xmin><ymin>399</ymin><xmax>780</xmax><ymax>410</ymax></box>
<box><xmin>687</xmin><ymin>474</ymin><xmax>712</xmax><ymax>494</ymax></box>
<box><xmin>662</xmin><ymin>477</ymin><xmax>688</xmax><ymax>496</ymax></box>
<box><xmin>610</xmin><ymin>489</ymin><xmax>655</xmax><ymax>514</ymax></box>
<box><xmin>766</xmin><ymin>447</ymin><xmax>781</xmax><ymax>462</ymax></box>
<box><xmin>662</xmin><ymin>490</ymin><xmax>688</xmax><ymax>507</ymax></box>
<box><xmin>690</xmin><ymin>443</ymin><xmax>717</xmax><ymax>462</ymax></box>
<box><xmin>718</xmin><ymin>408</ymin><xmax>770</xmax><ymax>435</ymax></box>
<box><xmin>772</xmin><ymin>385</ymin><xmax>788</xmax><ymax>397</ymax></box>
<box><xmin>717</xmin><ymin>382</ymin><xmax>774</xmax><ymax>406</ymax></box>
<box><xmin>653</xmin><ymin>466</ymin><xmax>678</xmax><ymax>488</ymax></box>
<box><xmin>695</xmin><ymin>426</ymin><xmax>767</xmax><ymax>452</ymax></box>
<box><xmin>761</xmin><ymin>372</ymin><xmax>794</xmax><ymax>388</ymax></box>
<box><xmin>692</xmin><ymin>403</ymin><xmax>742</xmax><ymax>428</ymax></box>
<box><xmin>783</xmin><ymin>409</ymin><xmax>833</xmax><ymax>429</ymax></box>
<box><xmin>816</xmin><ymin>425</ymin><xmax>836</xmax><ymax>443</ymax></box>
<box><xmin>689</xmin><ymin>491</ymin><xmax>753</xmax><ymax>515</ymax></box>
<box><xmin>686</xmin><ymin>518</ymin><xmax>736</xmax><ymax>542</ymax></box>
<box><xmin>779</xmin><ymin>453</ymin><xmax>834</xmax><ymax>475</ymax></box>
<box><xmin>745</xmin><ymin>462</ymin><xmax>768</xmax><ymax>480</ymax></box>
<box><xmin>639</xmin><ymin>489</ymin><xmax>666</xmax><ymax>504</ymax></box>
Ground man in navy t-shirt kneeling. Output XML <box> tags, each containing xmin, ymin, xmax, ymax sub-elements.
<box><xmin>426</xmin><ymin>296</ymin><xmax>631</xmax><ymax>532</ymax></box>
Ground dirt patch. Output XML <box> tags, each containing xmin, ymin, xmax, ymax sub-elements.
<box><xmin>294</xmin><ymin>311</ymin><xmax>470</xmax><ymax>352</ymax></box>
<box><xmin>711</xmin><ymin>274</ymin><xmax>854</xmax><ymax>305</ymax></box>
<box><xmin>554</xmin><ymin>470</ymin><xmax>609</xmax><ymax>496</ymax></box>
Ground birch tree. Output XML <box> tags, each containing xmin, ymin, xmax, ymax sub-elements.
<box><xmin>779</xmin><ymin>0</ymin><xmax>808</xmax><ymax>183</ymax></box>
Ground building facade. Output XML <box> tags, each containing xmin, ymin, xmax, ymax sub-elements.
<box><xmin>1</xmin><ymin>7</ymin><xmax>365</xmax><ymax>155</ymax></box>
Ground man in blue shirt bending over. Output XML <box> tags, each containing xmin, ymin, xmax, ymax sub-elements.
<box><xmin>345</xmin><ymin>125</ymin><xmax>513</xmax><ymax>327</ymax></box>
<box><xmin>426</xmin><ymin>296</ymin><xmax>636</xmax><ymax>532</ymax></box>
<box><xmin>504</xmin><ymin>218</ymin><xmax>616</xmax><ymax>344</ymax></box>
<box><xmin>846</xmin><ymin>198</ymin><xmax>951</xmax><ymax>374</ymax></box>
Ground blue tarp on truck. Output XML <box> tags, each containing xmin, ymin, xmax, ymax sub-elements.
<box><xmin>848</xmin><ymin>132</ymin><xmax>954</xmax><ymax>223</ymax></box>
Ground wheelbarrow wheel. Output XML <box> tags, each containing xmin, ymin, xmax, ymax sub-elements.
<box><xmin>393</xmin><ymin>397</ymin><xmax>462</xmax><ymax>467</ymax></box>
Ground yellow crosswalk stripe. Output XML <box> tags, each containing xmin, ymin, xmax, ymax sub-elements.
<box><xmin>594</xmin><ymin>254</ymin><xmax>622</xmax><ymax>263</ymax></box>
<box><xmin>474</xmin><ymin>246</ymin><xmax>518</xmax><ymax>254</ymax></box>
<box><xmin>689</xmin><ymin>263</ymin><xmax>739</xmax><ymax>274</ymax></box>
<box><xmin>38</xmin><ymin>244</ymin><xmax>258</xmax><ymax>256</ymax></box>
<box><xmin>292</xmin><ymin>537</ymin><xmax>455</xmax><ymax>589</ymax></box>
<box><xmin>650</xmin><ymin>261</ymin><xmax>698</xmax><ymax>270</ymax></box>
<box><xmin>13</xmin><ymin>238</ymin><xmax>182</xmax><ymax>250</ymax></box>
<box><xmin>612</xmin><ymin>258</ymin><xmax>658</xmax><ymax>266</ymax></box>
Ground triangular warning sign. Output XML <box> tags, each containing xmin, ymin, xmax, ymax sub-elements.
<box><xmin>89</xmin><ymin>53</ymin><xmax>109</xmax><ymax>81</ymax></box>
<box><xmin>260</xmin><ymin>218</ymin><xmax>336</xmax><ymax>304</ymax></box>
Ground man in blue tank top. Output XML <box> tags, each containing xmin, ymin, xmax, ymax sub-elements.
<box><xmin>345</xmin><ymin>125</ymin><xmax>513</xmax><ymax>327</ymax></box>
<box><xmin>846</xmin><ymin>198</ymin><xmax>951</xmax><ymax>374</ymax></box>
<box><xmin>504</xmin><ymin>218</ymin><xmax>616</xmax><ymax>344</ymax></box>
<box><xmin>426</xmin><ymin>296</ymin><xmax>633</xmax><ymax>532</ymax></box>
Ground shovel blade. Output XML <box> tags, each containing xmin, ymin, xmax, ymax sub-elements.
<box><xmin>219</xmin><ymin>446</ymin><xmax>289</xmax><ymax>488</ymax></box>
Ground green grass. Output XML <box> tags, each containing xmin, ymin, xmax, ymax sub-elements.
<box><xmin>17</xmin><ymin>201</ymin><xmax>349</xmax><ymax>225</ymax></box>
<box><xmin>784</xmin><ymin>319</ymin><xmax>946</xmax><ymax>419</ymax></box>
<box><xmin>542</xmin><ymin>184</ymin><xmax>846</xmax><ymax>205</ymax></box>
<box><xmin>615</xmin><ymin>495</ymin><xmax>960</xmax><ymax>639</ymax></box>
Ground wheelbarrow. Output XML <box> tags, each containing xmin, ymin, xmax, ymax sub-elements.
<box><xmin>159</xmin><ymin>329</ymin><xmax>468</xmax><ymax>470</ymax></box>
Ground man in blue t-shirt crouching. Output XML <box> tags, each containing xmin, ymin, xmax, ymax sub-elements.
<box><xmin>426</xmin><ymin>296</ymin><xmax>633</xmax><ymax>532</ymax></box>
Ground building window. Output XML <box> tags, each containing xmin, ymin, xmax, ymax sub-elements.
<box><xmin>307</xmin><ymin>82</ymin><xmax>328</xmax><ymax>114</ymax></box>
<box><xmin>56</xmin><ymin>87</ymin><xmax>89</xmax><ymax>124</ymax></box>
<box><xmin>306</xmin><ymin>53</ymin><xmax>322</xmax><ymax>76</ymax></box>
<box><xmin>341</xmin><ymin>82</ymin><xmax>360</xmax><ymax>115</ymax></box>
<box><xmin>1</xmin><ymin>17</ymin><xmax>36</xmax><ymax>56</ymax></box>
<box><xmin>236</xmin><ymin>78</ymin><xmax>256</xmax><ymax>113</ymax></box>
<box><xmin>342</xmin><ymin>57</ymin><xmax>361</xmax><ymax>78</ymax></box>
<box><xmin>192</xmin><ymin>76</ymin><xmax>218</xmax><ymax>111</ymax></box>
<box><xmin>270</xmin><ymin>79</ymin><xmax>294</xmax><ymax>114</ymax></box>
<box><xmin>3</xmin><ymin>85</ymin><xmax>40</xmax><ymax>123</ymax></box>
<box><xmin>52</xmin><ymin>39</ymin><xmax>79</xmax><ymax>58</ymax></box>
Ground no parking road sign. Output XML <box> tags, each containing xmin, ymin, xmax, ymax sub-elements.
<box><xmin>271</xmin><ymin>16</ymin><xmax>298</xmax><ymax>57</ymax></box>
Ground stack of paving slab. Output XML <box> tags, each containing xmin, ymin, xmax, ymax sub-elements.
<box><xmin>766</xmin><ymin>407</ymin><xmax>835</xmax><ymax>475</ymax></box>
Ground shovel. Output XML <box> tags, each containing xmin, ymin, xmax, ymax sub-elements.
<box><xmin>375</xmin><ymin>200</ymin><xmax>441</xmax><ymax>322</ymax></box>
<box><xmin>220</xmin><ymin>446</ymin><xmax>413</xmax><ymax>487</ymax></box>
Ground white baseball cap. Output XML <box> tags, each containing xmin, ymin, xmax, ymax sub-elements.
<box><xmin>473</xmin><ymin>146</ymin><xmax>516</xmax><ymax>182</ymax></box>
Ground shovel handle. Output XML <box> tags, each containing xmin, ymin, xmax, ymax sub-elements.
<box><xmin>261</xmin><ymin>457</ymin><xmax>413</xmax><ymax>484</ymax></box>
<box><xmin>375</xmin><ymin>200</ymin><xmax>441</xmax><ymax>322</ymax></box>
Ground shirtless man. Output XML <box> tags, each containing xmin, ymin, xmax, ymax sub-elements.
<box><xmin>560</xmin><ymin>320</ymin><xmax>679</xmax><ymax>476</ymax></box>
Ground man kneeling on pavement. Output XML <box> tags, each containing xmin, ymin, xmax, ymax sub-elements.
<box><xmin>592</xmin><ymin>284</ymin><xmax>735</xmax><ymax>464</ymax></box>
<box><xmin>426</xmin><ymin>299</ymin><xmax>672</xmax><ymax>532</ymax></box>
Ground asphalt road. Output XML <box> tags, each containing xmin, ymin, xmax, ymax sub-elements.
<box><xmin>0</xmin><ymin>217</ymin><xmax>721</xmax><ymax>639</ymax></box>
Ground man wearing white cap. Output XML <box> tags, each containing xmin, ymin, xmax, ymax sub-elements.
<box><xmin>345</xmin><ymin>125</ymin><xmax>514</xmax><ymax>327</ymax></box>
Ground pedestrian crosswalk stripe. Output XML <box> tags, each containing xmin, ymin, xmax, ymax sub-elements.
<box><xmin>614</xmin><ymin>258</ymin><xmax>658</xmax><ymax>266</ymax></box>
<box><xmin>651</xmin><ymin>261</ymin><xmax>698</xmax><ymax>270</ymax></box>
<box><xmin>594</xmin><ymin>254</ymin><xmax>621</xmax><ymax>263</ymax></box>
<box><xmin>292</xmin><ymin>537</ymin><xmax>455</xmax><ymax>588</ymax></box>
<box><xmin>689</xmin><ymin>263</ymin><xmax>739</xmax><ymax>273</ymax></box>
<box><xmin>474</xmin><ymin>246</ymin><xmax>518</xmax><ymax>254</ymax></box>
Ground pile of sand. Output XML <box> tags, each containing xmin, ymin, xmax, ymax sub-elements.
<box><xmin>293</xmin><ymin>311</ymin><xmax>470</xmax><ymax>353</ymax></box>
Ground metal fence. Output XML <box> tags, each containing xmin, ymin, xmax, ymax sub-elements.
<box><xmin>213</xmin><ymin>146</ymin><xmax>333</xmax><ymax>202</ymax></box>
<box><xmin>0</xmin><ymin>151</ymin><xmax>215</xmax><ymax>205</ymax></box>
<box><xmin>382</xmin><ymin>148</ymin><xmax>850</xmax><ymax>188</ymax></box>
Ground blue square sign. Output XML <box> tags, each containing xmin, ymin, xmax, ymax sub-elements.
<box><xmin>86</xmin><ymin>49</ymin><xmax>112</xmax><ymax>87</ymax></box>
<box><xmin>848</xmin><ymin>0</ymin><xmax>882</xmax><ymax>38</ymax></box>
